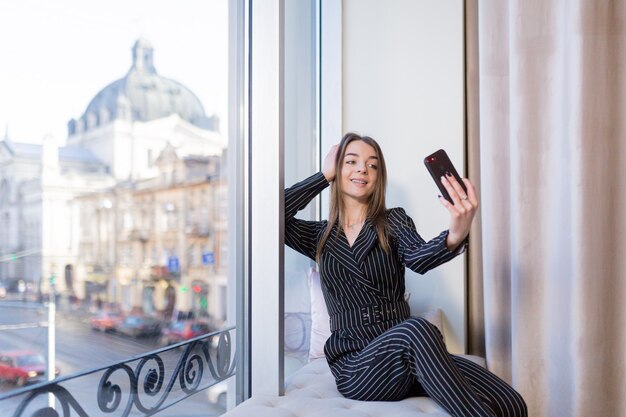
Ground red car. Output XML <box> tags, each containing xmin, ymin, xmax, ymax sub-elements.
<box><xmin>90</xmin><ymin>311</ymin><xmax>123</xmax><ymax>332</ymax></box>
<box><xmin>0</xmin><ymin>351</ymin><xmax>60</xmax><ymax>386</ymax></box>
<box><xmin>159</xmin><ymin>320</ymin><xmax>213</xmax><ymax>346</ymax></box>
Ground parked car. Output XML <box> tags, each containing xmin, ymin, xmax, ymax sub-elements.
<box><xmin>0</xmin><ymin>279</ymin><xmax>25</xmax><ymax>300</ymax></box>
<box><xmin>0</xmin><ymin>351</ymin><xmax>60</xmax><ymax>386</ymax></box>
<box><xmin>116</xmin><ymin>315</ymin><xmax>162</xmax><ymax>338</ymax></box>
<box><xmin>158</xmin><ymin>320</ymin><xmax>214</xmax><ymax>346</ymax></box>
<box><xmin>90</xmin><ymin>311</ymin><xmax>123</xmax><ymax>332</ymax></box>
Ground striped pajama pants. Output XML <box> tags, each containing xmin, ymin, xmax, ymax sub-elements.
<box><xmin>334</xmin><ymin>317</ymin><xmax>527</xmax><ymax>417</ymax></box>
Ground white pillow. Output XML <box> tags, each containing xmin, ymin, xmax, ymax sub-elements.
<box><xmin>308</xmin><ymin>270</ymin><xmax>445</xmax><ymax>361</ymax></box>
<box><xmin>415</xmin><ymin>306</ymin><xmax>445</xmax><ymax>338</ymax></box>
<box><xmin>308</xmin><ymin>269</ymin><xmax>331</xmax><ymax>360</ymax></box>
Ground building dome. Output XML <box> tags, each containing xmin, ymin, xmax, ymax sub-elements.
<box><xmin>69</xmin><ymin>39</ymin><xmax>217</xmax><ymax>135</ymax></box>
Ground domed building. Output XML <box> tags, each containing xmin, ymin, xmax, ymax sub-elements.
<box><xmin>74</xmin><ymin>38</ymin><xmax>216</xmax><ymax>132</ymax></box>
<box><xmin>67</xmin><ymin>38</ymin><xmax>224</xmax><ymax>181</ymax></box>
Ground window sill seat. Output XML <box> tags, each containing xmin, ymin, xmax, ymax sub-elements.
<box><xmin>223</xmin><ymin>354</ymin><xmax>486</xmax><ymax>417</ymax></box>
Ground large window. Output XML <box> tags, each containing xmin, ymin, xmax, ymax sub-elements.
<box><xmin>0</xmin><ymin>1</ymin><xmax>234</xmax><ymax>415</ymax></box>
<box><xmin>283</xmin><ymin>0</ymin><xmax>319</xmax><ymax>376</ymax></box>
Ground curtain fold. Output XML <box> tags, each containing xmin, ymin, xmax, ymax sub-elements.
<box><xmin>467</xmin><ymin>1</ymin><xmax>626</xmax><ymax>416</ymax></box>
<box><xmin>465</xmin><ymin>0</ymin><xmax>485</xmax><ymax>359</ymax></box>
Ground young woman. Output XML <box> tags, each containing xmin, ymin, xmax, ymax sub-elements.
<box><xmin>285</xmin><ymin>133</ymin><xmax>527</xmax><ymax>417</ymax></box>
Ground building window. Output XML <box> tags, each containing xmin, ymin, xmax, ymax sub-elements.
<box><xmin>188</xmin><ymin>245</ymin><xmax>195</xmax><ymax>268</ymax></box>
<box><xmin>123</xmin><ymin>211</ymin><xmax>133</xmax><ymax>231</ymax></box>
<box><xmin>163</xmin><ymin>203</ymin><xmax>178</xmax><ymax>231</ymax></box>
<box><xmin>0</xmin><ymin>180</ymin><xmax>9</xmax><ymax>204</ymax></box>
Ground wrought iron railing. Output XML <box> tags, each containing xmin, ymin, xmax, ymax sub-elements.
<box><xmin>0</xmin><ymin>326</ymin><xmax>236</xmax><ymax>417</ymax></box>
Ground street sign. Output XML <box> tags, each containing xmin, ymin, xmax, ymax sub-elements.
<box><xmin>167</xmin><ymin>256</ymin><xmax>180</xmax><ymax>273</ymax></box>
<box><xmin>201</xmin><ymin>252</ymin><xmax>214</xmax><ymax>265</ymax></box>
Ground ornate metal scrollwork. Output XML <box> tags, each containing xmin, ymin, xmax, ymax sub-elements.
<box><xmin>1</xmin><ymin>326</ymin><xmax>236</xmax><ymax>417</ymax></box>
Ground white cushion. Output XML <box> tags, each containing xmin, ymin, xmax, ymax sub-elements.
<box><xmin>222</xmin><ymin>356</ymin><xmax>486</xmax><ymax>417</ymax></box>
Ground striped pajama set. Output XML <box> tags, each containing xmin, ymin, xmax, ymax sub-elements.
<box><xmin>285</xmin><ymin>172</ymin><xmax>527</xmax><ymax>417</ymax></box>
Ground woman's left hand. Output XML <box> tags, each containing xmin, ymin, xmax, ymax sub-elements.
<box><xmin>438</xmin><ymin>175</ymin><xmax>479</xmax><ymax>251</ymax></box>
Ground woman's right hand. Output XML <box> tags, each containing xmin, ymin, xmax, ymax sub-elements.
<box><xmin>322</xmin><ymin>144</ymin><xmax>339</xmax><ymax>182</ymax></box>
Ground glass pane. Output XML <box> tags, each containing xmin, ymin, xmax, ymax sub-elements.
<box><xmin>283</xmin><ymin>0</ymin><xmax>319</xmax><ymax>377</ymax></box>
<box><xmin>0</xmin><ymin>1</ymin><xmax>235</xmax><ymax>415</ymax></box>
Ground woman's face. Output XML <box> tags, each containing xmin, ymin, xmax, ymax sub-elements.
<box><xmin>340</xmin><ymin>140</ymin><xmax>379</xmax><ymax>203</ymax></box>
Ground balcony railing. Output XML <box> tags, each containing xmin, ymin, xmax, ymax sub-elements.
<box><xmin>128</xmin><ymin>229</ymin><xmax>150</xmax><ymax>242</ymax></box>
<box><xmin>184</xmin><ymin>225</ymin><xmax>211</xmax><ymax>238</ymax></box>
<box><xmin>0</xmin><ymin>327</ymin><xmax>236</xmax><ymax>417</ymax></box>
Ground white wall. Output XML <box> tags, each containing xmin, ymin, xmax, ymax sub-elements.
<box><xmin>324</xmin><ymin>0</ymin><xmax>467</xmax><ymax>353</ymax></box>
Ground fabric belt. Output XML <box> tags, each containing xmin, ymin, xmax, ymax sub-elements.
<box><xmin>329</xmin><ymin>301</ymin><xmax>410</xmax><ymax>332</ymax></box>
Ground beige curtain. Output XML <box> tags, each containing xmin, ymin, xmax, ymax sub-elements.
<box><xmin>466</xmin><ymin>1</ymin><xmax>626</xmax><ymax>416</ymax></box>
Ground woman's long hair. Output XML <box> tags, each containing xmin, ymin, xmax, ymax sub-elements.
<box><xmin>316</xmin><ymin>132</ymin><xmax>390</xmax><ymax>262</ymax></box>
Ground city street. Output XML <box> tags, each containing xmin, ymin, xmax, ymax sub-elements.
<box><xmin>0</xmin><ymin>301</ymin><xmax>227</xmax><ymax>417</ymax></box>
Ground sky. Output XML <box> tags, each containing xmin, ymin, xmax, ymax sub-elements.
<box><xmin>0</xmin><ymin>0</ymin><xmax>229</xmax><ymax>145</ymax></box>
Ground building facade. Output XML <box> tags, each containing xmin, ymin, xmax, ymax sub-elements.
<box><xmin>76</xmin><ymin>147</ymin><xmax>227</xmax><ymax>323</ymax></box>
<box><xmin>0</xmin><ymin>135</ymin><xmax>114</xmax><ymax>298</ymax></box>
<box><xmin>0</xmin><ymin>39</ymin><xmax>225</xmax><ymax>323</ymax></box>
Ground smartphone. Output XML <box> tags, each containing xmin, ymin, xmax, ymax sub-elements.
<box><xmin>423</xmin><ymin>149</ymin><xmax>467</xmax><ymax>204</ymax></box>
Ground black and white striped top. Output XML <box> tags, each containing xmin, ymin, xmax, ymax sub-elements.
<box><xmin>285</xmin><ymin>172</ymin><xmax>466</xmax><ymax>372</ymax></box>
